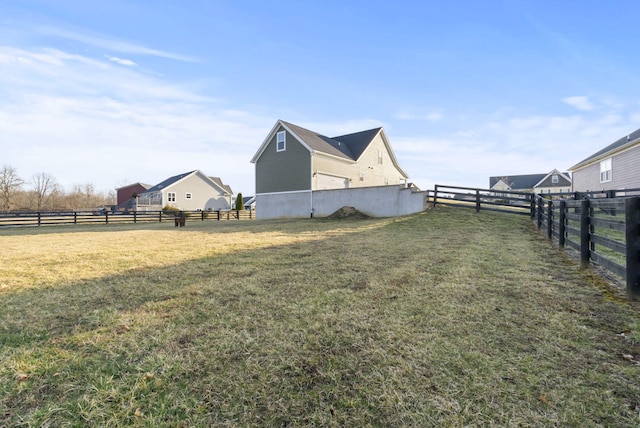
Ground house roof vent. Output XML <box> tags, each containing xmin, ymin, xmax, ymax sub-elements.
<box><xmin>627</xmin><ymin>135</ymin><xmax>631</xmax><ymax>141</ymax></box>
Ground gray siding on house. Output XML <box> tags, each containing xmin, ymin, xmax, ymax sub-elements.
<box><xmin>573</xmin><ymin>145</ymin><xmax>640</xmax><ymax>191</ymax></box>
<box><xmin>572</xmin><ymin>162</ymin><xmax>601</xmax><ymax>192</ymax></box>
<box><xmin>613</xmin><ymin>145</ymin><xmax>640</xmax><ymax>189</ymax></box>
<box><xmin>255</xmin><ymin>126</ymin><xmax>311</xmax><ymax>193</ymax></box>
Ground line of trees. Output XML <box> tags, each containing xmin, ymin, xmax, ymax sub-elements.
<box><xmin>0</xmin><ymin>165</ymin><xmax>115</xmax><ymax>212</ymax></box>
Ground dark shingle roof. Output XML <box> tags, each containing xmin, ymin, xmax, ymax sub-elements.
<box><xmin>332</xmin><ymin>128</ymin><xmax>382</xmax><ymax>160</ymax></box>
<box><xmin>281</xmin><ymin>121</ymin><xmax>381</xmax><ymax>161</ymax></box>
<box><xmin>572</xmin><ymin>127</ymin><xmax>640</xmax><ymax>168</ymax></box>
<box><xmin>142</xmin><ymin>170</ymin><xmax>196</xmax><ymax>193</ymax></box>
<box><xmin>490</xmin><ymin>174</ymin><xmax>547</xmax><ymax>190</ymax></box>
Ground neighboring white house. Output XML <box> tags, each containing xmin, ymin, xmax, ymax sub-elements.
<box><xmin>569</xmin><ymin>127</ymin><xmax>640</xmax><ymax>192</ymax></box>
<box><xmin>136</xmin><ymin>170</ymin><xmax>233</xmax><ymax>211</ymax></box>
<box><xmin>490</xmin><ymin>169</ymin><xmax>572</xmax><ymax>194</ymax></box>
<box><xmin>250</xmin><ymin>120</ymin><xmax>424</xmax><ymax>219</ymax></box>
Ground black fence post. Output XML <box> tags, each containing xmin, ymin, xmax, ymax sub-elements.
<box><xmin>580</xmin><ymin>198</ymin><xmax>590</xmax><ymax>268</ymax></box>
<box><xmin>558</xmin><ymin>200</ymin><xmax>566</xmax><ymax>248</ymax></box>
<box><xmin>201</xmin><ymin>211</ymin><xmax>205</xmax><ymax>221</ymax></box>
<box><xmin>537</xmin><ymin>197</ymin><xmax>543</xmax><ymax>228</ymax></box>
<box><xmin>547</xmin><ymin>200</ymin><xmax>553</xmax><ymax>239</ymax></box>
<box><xmin>73</xmin><ymin>212</ymin><xmax>77</xmax><ymax>225</ymax></box>
<box><xmin>433</xmin><ymin>185</ymin><xmax>439</xmax><ymax>207</ymax></box>
<box><xmin>133</xmin><ymin>211</ymin><xmax>137</xmax><ymax>223</ymax></box>
<box><xmin>530</xmin><ymin>194</ymin><xmax>535</xmax><ymax>219</ymax></box>
<box><xmin>475</xmin><ymin>190</ymin><xmax>480</xmax><ymax>212</ymax></box>
<box><xmin>217</xmin><ymin>210</ymin><xmax>221</xmax><ymax>221</ymax></box>
<box><xmin>105</xmin><ymin>211</ymin><xmax>109</xmax><ymax>225</ymax></box>
<box><xmin>625</xmin><ymin>197</ymin><xmax>640</xmax><ymax>299</ymax></box>
<box><xmin>159</xmin><ymin>211</ymin><xmax>162</xmax><ymax>222</ymax></box>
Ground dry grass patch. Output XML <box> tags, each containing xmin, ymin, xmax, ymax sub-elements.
<box><xmin>1</xmin><ymin>208</ymin><xmax>640</xmax><ymax>426</ymax></box>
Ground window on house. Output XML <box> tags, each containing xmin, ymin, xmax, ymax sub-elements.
<box><xmin>600</xmin><ymin>158</ymin><xmax>612</xmax><ymax>183</ymax></box>
<box><xmin>167</xmin><ymin>192</ymin><xmax>176</xmax><ymax>202</ymax></box>
<box><xmin>277</xmin><ymin>131</ymin><xmax>286</xmax><ymax>152</ymax></box>
<box><xmin>378</xmin><ymin>150</ymin><xmax>383</xmax><ymax>164</ymax></box>
<box><xmin>552</xmin><ymin>174</ymin><xmax>558</xmax><ymax>184</ymax></box>
<box><xmin>185</xmin><ymin>193</ymin><xmax>192</xmax><ymax>199</ymax></box>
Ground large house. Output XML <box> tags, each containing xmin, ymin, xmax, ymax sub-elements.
<box><xmin>135</xmin><ymin>170</ymin><xmax>233</xmax><ymax>211</ymax></box>
<box><xmin>250</xmin><ymin>120</ymin><xmax>411</xmax><ymax>218</ymax></box>
<box><xmin>490</xmin><ymin>169</ymin><xmax>572</xmax><ymax>194</ymax></box>
<box><xmin>569</xmin><ymin>127</ymin><xmax>640</xmax><ymax>192</ymax></box>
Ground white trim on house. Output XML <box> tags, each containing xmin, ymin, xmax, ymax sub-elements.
<box><xmin>254</xmin><ymin>189</ymin><xmax>312</xmax><ymax>196</ymax></box>
<box><xmin>276</xmin><ymin>131</ymin><xmax>286</xmax><ymax>152</ymax></box>
<box><xmin>570</xmin><ymin>137</ymin><xmax>640</xmax><ymax>171</ymax></box>
<box><xmin>376</xmin><ymin>128</ymin><xmax>409</xmax><ymax>179</ymax></box>
<box><xmin>314</xmin><ymin>151</ymin><xmax>356</xmax><ymax>164</ymax></box>
<box><xmin>532</xmin><ymin>169</ymin><xmax>571</xmax><ymax>189</ymax></box>
<box><xmin>251</xmin><ymin>120</ymin><xmax>314</xmax><ymax>163</ymax></box>
<box><xmin>600</xmin><ymin>158</ymin><xmax>612</xmax><ymax>183</ymax></box>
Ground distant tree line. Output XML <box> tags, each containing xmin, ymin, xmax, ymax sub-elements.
<box><xmin>0</xmin><ymin>165</ymin><xmax>115</xmax><ymax>212</ymax></box>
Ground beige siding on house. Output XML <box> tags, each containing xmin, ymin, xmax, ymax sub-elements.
<box><xmin>491</xmin><ymin>181</ymin><xmax>511</xmax><ymax>191</ymax></box>
<box><xmin>164</xmin><ymin>171</ymin><xmax>231</xmax><ymax>211</ymax></box>
<box><xmin>312</xmin><ymin>133</ymin><xmax>405</xmax><ymax>190</ymax></box>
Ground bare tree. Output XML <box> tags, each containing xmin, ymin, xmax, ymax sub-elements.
<box><xmin>65</xmin><ymin>184</ymin><xmax>85</xmax><ymax>210</ymax></box>
<box><xmin>31</xmin><ymin>172</ymin><xmax>59</xmax><ymax>212</ymax></box>
<box><xmin>0</xmin><ymin>165</ymin><xmax>24</xmax><ymax>212</ymax></box>
<box><xmin>82</xmin><ymin>183</ymin><xmax>96</xmax><ymax>208</ymax></box>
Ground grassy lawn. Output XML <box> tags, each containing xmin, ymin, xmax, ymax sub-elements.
<box><xmin>1</xmin><ymin>207</ymin><xmax>640</xmax><ymax>426</ymax></box>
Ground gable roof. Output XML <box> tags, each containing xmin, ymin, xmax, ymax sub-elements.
<box><xmin>570</xmin><ymin>127</ymin><xmax>640</xmax><ymax>170</ymax></box>
<box><xmin>489</xmin><ymin>170</ymin><xmax>571</xmax><ymax>190</ymax></box>
<box><xmin>533</xmin><ymin>169</ymin><xmax>571</xmax><ymax>188</ymax></box>
<box><xmin>490</xmin><ymin>173</ymin><xmax>547</xmax><ymax>190</ymax></box>
<box><xmin>141</xmin><ymin>170</ymin><xmax>232</xmax><ymax>195</ymax></box>
<box><xmin>115</xmin><ymin>182</ymin><xmax>152</xmax><ymax>191</ymax></box>
<box><xmin>251</xmin><ymin>120</ymin><xmax>408</xmax><ymax>178</ymax></box>
<box><xmin>143</xmin><ymin>170</ymin><xmax>197</xmax><ymax>193</ymax></box>
<box><xmin>332</xmin><ymin>127</ymin><xmax>382</xmax><ymax>160</ymax></box>
<box><xmin>279</xmin><ymin>121</ymin><xmax>361</xmax><ymax>160</ymax></box>
<box><xmin>210</xmin><ymin>176</ymin><xmax>233</xmax><ymax>195</ymax></box>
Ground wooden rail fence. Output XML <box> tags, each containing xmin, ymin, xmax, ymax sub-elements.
<box><xmin>0</xmin><ymin>209</ymin><xmax>255</xmax><ymax>228</ymax></box>
<box><xmin>430</xmin><ymin>184</ymin><xmax>640</xmax><ymax>299</ymax></box>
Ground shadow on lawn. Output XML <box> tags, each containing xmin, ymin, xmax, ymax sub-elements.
<box><xmin>0</xmin><ymin>214</ymin><xmax>413</xmax><ymax>346</ymax></box>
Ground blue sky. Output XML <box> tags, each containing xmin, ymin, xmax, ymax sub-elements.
<box><xmin>2</xmin><ymin>0</ymin><xmax>639</xmax><ymax>196</ymax></box>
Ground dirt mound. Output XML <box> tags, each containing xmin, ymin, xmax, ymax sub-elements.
<box><xmin>327</xmin><ymin>206</ymin><xmax>371</xmax><ymax>219</ymax></box>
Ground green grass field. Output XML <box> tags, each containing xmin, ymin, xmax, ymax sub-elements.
<box><xmin>1</xmin><ymin>207</ymin><xmax>640</xmax><ymax>426</ymax></box>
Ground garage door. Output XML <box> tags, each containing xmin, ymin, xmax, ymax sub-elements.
<box><xmin>317</xmin><ymin>173</ymin><xmax>348</xmax><ymax>189</ymax></box>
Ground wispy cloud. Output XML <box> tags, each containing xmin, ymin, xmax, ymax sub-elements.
<box><xmin>562</xmin><ymin>96</ymin><xmax>594</xmax><ymax>111</ymax></box>
<box><xmin>394</xmin><ymin>109</ymin><xmax>444</xmax><ymax>122</ymax></box>
<box><xmin>36</xmin><ymin>25</ymin><xmax>199</xmax><ymax>62</ymax></box>
<box><xmin>0</xmin><ymin>45</ymin><xmax>268</xmax><ymax>194</ymax></box>
<box><xmin>106</xmin><ymin>56</ymin><xmax>136</xmax><ymax>66</ymax></box>
<box><xmin>389</xmin><ymin>105</ymin><xmax>636</xmax><ymax>190</ymax></box>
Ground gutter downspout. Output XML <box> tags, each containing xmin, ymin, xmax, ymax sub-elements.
<box><xmin>310</xmin><ymin>152</ymin><xmax>314</xmax><ymax>218</ymax></box>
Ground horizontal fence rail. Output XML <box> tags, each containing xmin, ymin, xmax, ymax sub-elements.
<box><xmin>427</xmin><ymin>184</ymin><xmax>536</xmax><ymax>216</ymax></box>
<box><xmin>0</xmin><ymin>209</ymin><xmax>255</xmax><ymax>228</ymax></box>
<box><xmin>532</xmin><ymin>194</ymin><xmax>640</xmax><ymax>298</ymax></box>
<box><xmin>429</xmin><ymin>184</ymin><xmax>640</xmax><ymax>299</ymax></box>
